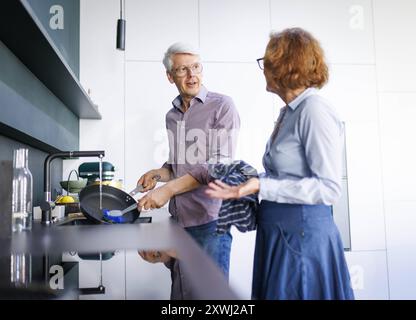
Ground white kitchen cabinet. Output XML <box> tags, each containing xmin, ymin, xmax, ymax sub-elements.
<box><xmin>203</xmin><ymin>62</ymin><xmax>278</xmax><ymax>172</ymax></box>
<box><xmin>270</xmin><ymin>0</ymin><xmax>375</xmax><ymax>65</ymax></box>
<box><xmin>126</xmin><ymin>0</ymin><xmax>199</xmax><ymax>61</ymax></box>
<box><xmin>379</xmin><ymin>93</ymin><xmax>416</xmax><ymax>202</ymax></box>
<box><xmin>228</xmin><ymin>228</ymin><xmax>257</xmax><ymax>300</ymax></box>
<box><xmin>373</xmin><ymin>0</ymin><xmax>416</xmax><ymax>92</ymax></box>
<box><xmin>74</xmin><ymin>0</ymin><xmax>126</xmax><ymax>184</ymax></box>
<box><xmin>345</xmin><ymin>122</ymin><xmax>386</xmax><ymax>251</ymax></box>
<box><xmin>320</xmin><ymin>65</ymin><xmax>378</xmax><ymax>124</ymax></box>
<box><xmin>345</xmin><ymin>250</ymin><xmax>389</xmax><ymax>300</ymax></box>
<box><xmin>124</xmin><ymin>61</ymin><xmax>177</xmax><ymax>191</ymax></box>
<box><xmin>125</xmin><ymin>250</ymin><xmax>171</xmax><ymax>299</ymax></box>
<box><xmin>199</xmin><ymin>0</ymin><xmax>270</xmax><ymax>62</ymax></box>
<box><xmin>62</xmin><ymin>250</ymin><xmax>126</xmax><ymax>299</ymax></box>
<box><xmin>384</xmin><ymin>201</ymin><xmax>416</xmax><ymax>299</ymax></box>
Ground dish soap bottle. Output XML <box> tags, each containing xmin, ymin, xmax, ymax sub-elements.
<box><xmin>12</xmin><ymin>148</ymin><xmax>33</xmax><ymax>232</ymax></box>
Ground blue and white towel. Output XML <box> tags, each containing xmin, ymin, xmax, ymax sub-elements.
<box><xmin>208</xmin><ymin>160</ymin><xmax>259</xmax><ymax>234</ymax></box>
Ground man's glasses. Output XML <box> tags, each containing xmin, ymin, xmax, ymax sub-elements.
<box><xmin>256</xmin><ymin>57</ymin><xmax>264</xmax><ymax>70</ymax></box>
<box><xmin>173</xmin><ymin>63</ymin><xmax>203</xmax><ymax>77</ymax></box>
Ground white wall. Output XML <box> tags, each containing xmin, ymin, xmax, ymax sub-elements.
<box><xmin>72</xmin><ymin>0</ymin><xmax>416</xmax><ymax>299</ymax></box>
<box><xmin>374</xmin><ymin>0</ymin><xmax>416</xmax><ymax>300</ymax></box>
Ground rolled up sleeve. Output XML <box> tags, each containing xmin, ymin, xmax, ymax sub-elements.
<box><xmin>162</xmin><ymin>161</ymin><xmax>172</xmax><ymax>172</ymax></box>
<box><xmin>187</xmin><ymin>164</ymin><xmax>210</xmax><ymax>185</ymax></box>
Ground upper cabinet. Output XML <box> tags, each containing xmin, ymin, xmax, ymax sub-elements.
<box><xmin>0</xmin><ymin>0</ymin><xmax>101</xmax><ymax>120</ymax></box>
<box><xmin>25</xmin><ymin>0</ymin><xmax>80</xmax><ymax>79</ymax></box>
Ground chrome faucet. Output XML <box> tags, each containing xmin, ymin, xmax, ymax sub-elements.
<box><xmin>41</xmin><ymin>151</ymin><xmax>105</xmax><ymax>225</ymax></box>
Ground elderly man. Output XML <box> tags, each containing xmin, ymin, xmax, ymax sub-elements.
<box><xmin>137</xmin><ymin>42</ymin><xmax>240</xmax><ymax>299</ymax></box>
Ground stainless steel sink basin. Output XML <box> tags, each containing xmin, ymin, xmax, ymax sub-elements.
<box><xmin>54</xmin><ymin>215</ymin><xmax>152</xmax><ymax>226</ymax></box>
<box><xmin>53</xmin><ymin>216</ymin><xmax>96</xmax><ymax>226</ymax></box>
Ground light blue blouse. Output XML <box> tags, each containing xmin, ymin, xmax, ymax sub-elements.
<box><xmin>259</xmin><ymin>88</ymin><xmax>344</xmax><ymax>205</ymax></box>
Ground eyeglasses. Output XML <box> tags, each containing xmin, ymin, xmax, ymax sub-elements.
<box><xmin>256</xmin><ymin>57</ymin><xmax>264</xmax><ymax>70</ymax></box>
<box><xmin>172</xmin><ymin>63</ymin><xmax>203</xmax><ymax>77</ymax></box>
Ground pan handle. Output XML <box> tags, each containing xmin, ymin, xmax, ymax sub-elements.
<box><xmin>129</xmin><ymin>175</ymin><xmax>161</xmax><ymax>197</ymax></box>
<box><xmin>128</xmin><ymin>184</ymin><xmax>144</xmax><ymax>197</ymax></box>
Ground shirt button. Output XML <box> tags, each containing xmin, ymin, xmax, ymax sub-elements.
<box><xmin>301</xmin><ymin>231</ymin><xmax>305</xmax><ymax>237</ymax></box>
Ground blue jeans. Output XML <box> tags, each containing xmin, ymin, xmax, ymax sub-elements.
<box><xmin>185</xmin><ymin>220</ymin><xmax>233</xmax><ymax>279</ymax></box>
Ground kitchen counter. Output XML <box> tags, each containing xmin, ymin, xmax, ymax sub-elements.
<box><xmin>0</xmin><ymin>209</ymin><xmax>238</xmax><ymax>299</ymax></box>
<box><xmin>3</xmin><ymin>210</ymin><xmax>179</xmax><ymax>256</ymax></box>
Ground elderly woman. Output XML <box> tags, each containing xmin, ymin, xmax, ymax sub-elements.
<box><xmin>206</xmin><ymin>28</ymin><xmax>354</xmax><ymax>300</ymax></box>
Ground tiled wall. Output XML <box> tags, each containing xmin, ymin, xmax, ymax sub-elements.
<box><xmin>72</xmin><ymin>0</ymin><xmax>416</xmax><ymax>300</ymax></box>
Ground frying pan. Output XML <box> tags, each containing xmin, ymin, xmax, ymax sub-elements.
<box><xmin>79</xmin><ymin>184</ymin><xmax>140</xmax><ymax>224</ymax></box>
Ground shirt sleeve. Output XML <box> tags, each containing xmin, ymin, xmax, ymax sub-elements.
<box><xmin>187</xmin><ymin>97</ymin><xmax>241</xmax><ymax>185</ymax></box>
<box><xmin>162</xmin><ymin>161</ymin><xmax>172</xmax><ymax>172</ymax></box>
<box><xmin>259</xmin><ymin>100</ymin><xmax>344</xmax><ymax>205</ymax></box>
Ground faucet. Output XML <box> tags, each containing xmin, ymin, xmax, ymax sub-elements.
<box><xmin>41</xmin><ymin>151</ymin><xmax>105</xmax><ymax>225</ymax></box>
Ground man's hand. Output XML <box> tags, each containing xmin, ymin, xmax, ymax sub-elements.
<box><xmin>137</xmin><ymin>185</ymin><xmax>173</xmax><ymax>210</ymax></box>
<box><xmin>138</xmin><ymin>250</ymin><xmax>173</xmax><ymax>264</ymax></box>
<box><xmin>137</xmin><ymin>170</ymin><xmax>161</xmax><ymax>192</ymax></box>
<box><xmin>137</xmin><ymin>173</ymin><xmax>199</xmax><ymax>211</ymax></box>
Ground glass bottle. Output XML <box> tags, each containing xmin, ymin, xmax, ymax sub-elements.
<box><xmin>10</xmin><ymin>253</ymin><xmax>32</xmax><ymax>288</ymax></box>
<box><xmin>12</xmin><ymin>148</ymin><xmax>33</xmax><ymax>232</ymax></box>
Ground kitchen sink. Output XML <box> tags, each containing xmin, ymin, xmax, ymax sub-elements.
<box><xmin>52</xmin><ymin>214</ymin><xmax>151</xmax><ymax>261</ymax></box>
<box><xmin>54</xmin><ymin>215</ymin><xmax>152</xmax><ymax>227</ymax></box>
<box><xmin>54</xmin><ymin>216</ymin><xmax>93</xmax><ymax>227</ymax></box>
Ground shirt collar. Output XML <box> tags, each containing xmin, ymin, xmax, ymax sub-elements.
<box><xmin>172</xmin><ymin>85</ymin><xmax>208</xmax><ymax>110</ymax></box>
<box><xmin>287</xmin><ymin>87</ymin><xmax>318</xmax><ymax>111</ymax></box>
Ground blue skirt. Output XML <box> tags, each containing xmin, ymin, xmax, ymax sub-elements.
<box><xmin>252</xmin><ymin>201</ymin><xmax>354</xmax><ymax>300</ymax></box>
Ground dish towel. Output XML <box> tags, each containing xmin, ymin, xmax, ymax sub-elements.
<box><xmin>208</xmin><ymin>160</ymin><xmax>259</xmax><ymax>234</ymax></box>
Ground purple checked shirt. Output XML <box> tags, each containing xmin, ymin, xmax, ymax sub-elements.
<box><xmin>163</xmin><ymin>85</ymin><xmax>240</xmax><ymax>227</ymax></box>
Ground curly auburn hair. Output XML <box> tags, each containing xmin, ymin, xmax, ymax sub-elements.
<box><xmin>264</xmin><ymin>28</ymin><xmax>328</xmax><ymax>90</ymax></box>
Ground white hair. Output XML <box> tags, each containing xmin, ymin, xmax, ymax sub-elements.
<box><xmin>163</xmin><ymin>42</ymin><xmax>200</xmax><ymax>72</ymax></box>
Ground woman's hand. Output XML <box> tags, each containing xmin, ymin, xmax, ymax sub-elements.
<box><xmin>206</xmin><ymin>180</ymin><xmax>241</xmax><ymax>200</ymax></box>
<box><xmin>206</xmin><ymin>178</ymin><xmax>260</xmax><ymax>200</ymax></box>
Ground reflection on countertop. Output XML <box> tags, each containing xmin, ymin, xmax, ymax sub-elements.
<box><xmin>0</xmin><ymin>208</ymin><xmax>238</xmax><ymax>300</ymax></box>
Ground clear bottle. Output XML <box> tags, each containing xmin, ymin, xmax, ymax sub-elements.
<box><xmin>12</xmin><ymin>148</ymin><xmax>33</xmax><ymax>232</ymax></box>
<box><xmin>10</xmin><ymin>253</ymin><xmax>32</xmax><ymax>287</ymax></box>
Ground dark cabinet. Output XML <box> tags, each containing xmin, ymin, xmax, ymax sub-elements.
<box><xmin>24</xmin><ymin>0</ymin><xmax>80</xmax><ymax>79</ymax></box>
<box><xmin>0</xmin><ymin>0</ymin><xmax>101</xmax><ymax>154</ymax></box>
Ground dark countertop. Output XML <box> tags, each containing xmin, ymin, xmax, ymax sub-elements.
<box><xmin>6</xmin><ymin>210</ymin><xmax>182</xmax><ymax>255</ymax></box>
<box><xmin>0</xmin><ymin>209</ymin><xmax>238</xmax><ymax>299</ymax></box>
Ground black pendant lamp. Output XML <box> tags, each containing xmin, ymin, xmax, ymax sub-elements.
<box><xmin>116</xmin><ymin>0</ymin><xmax>126</xmax><ymax>50</ymax></box>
